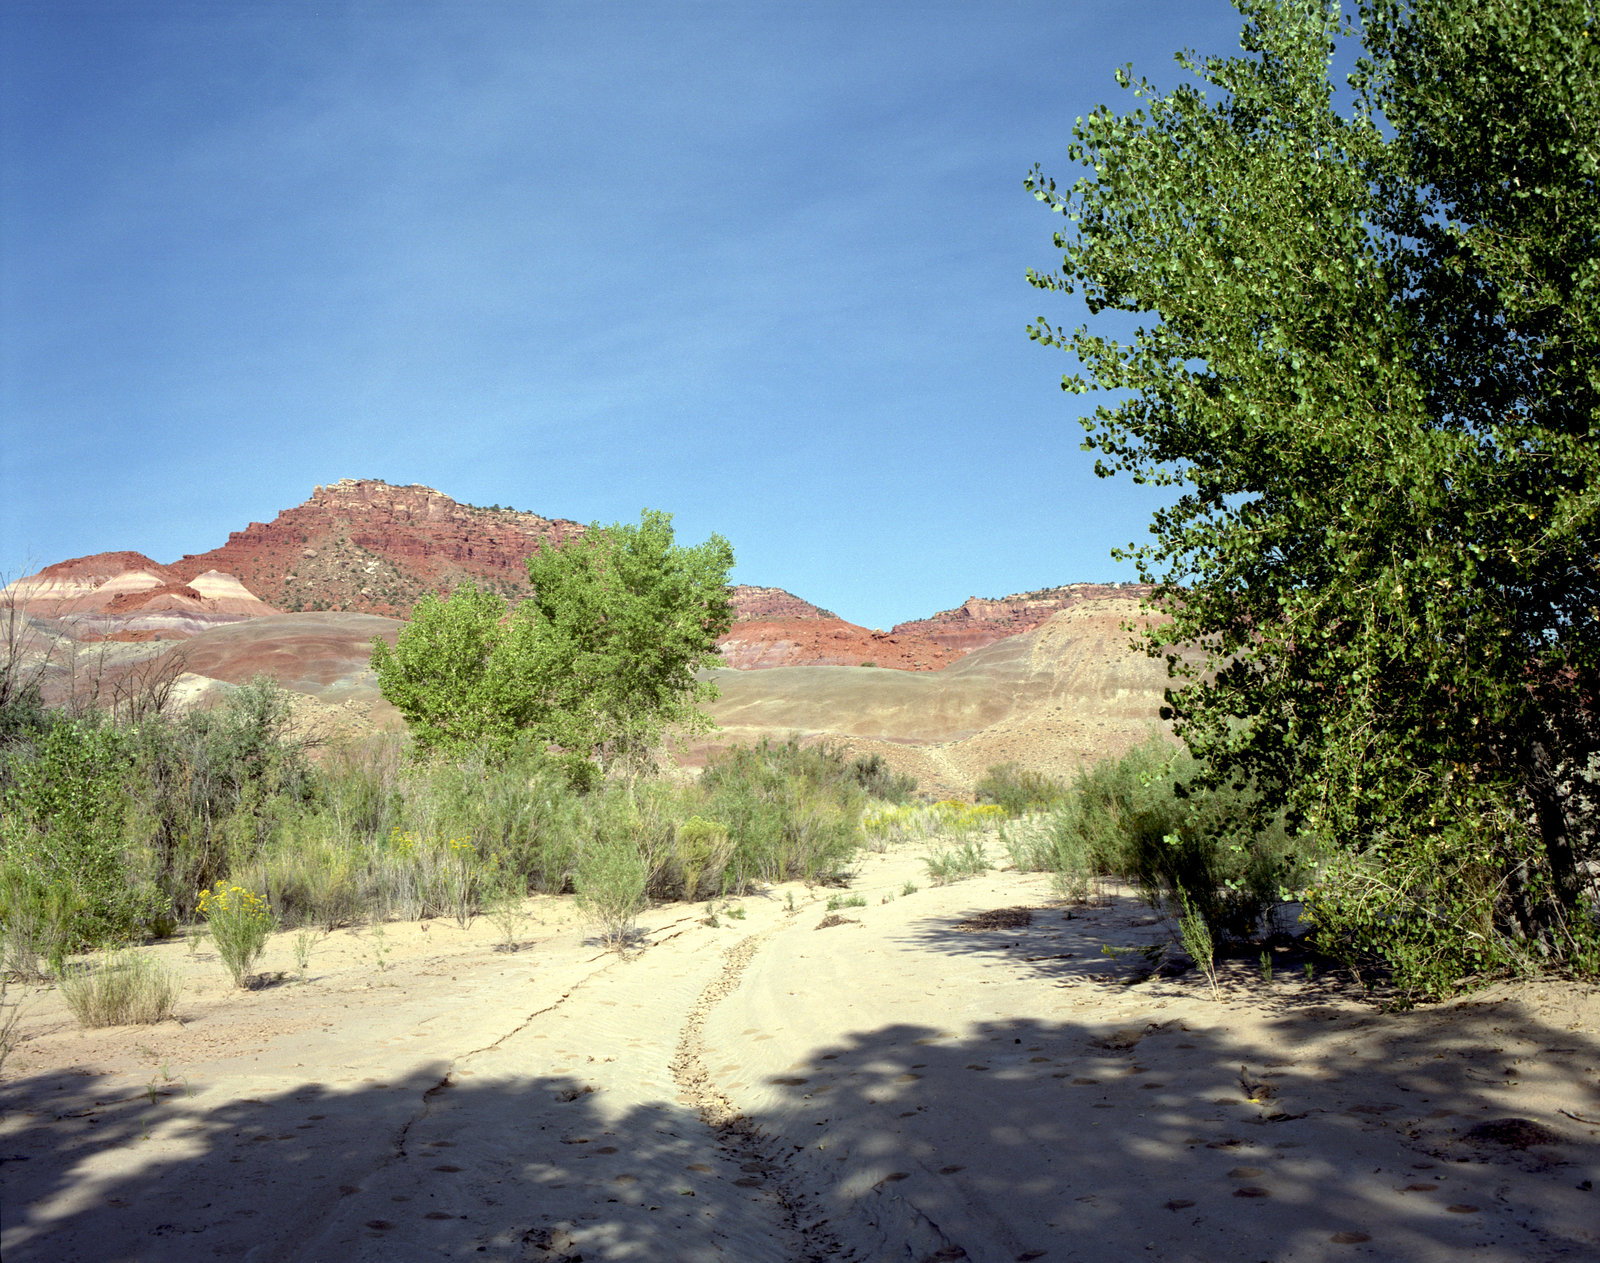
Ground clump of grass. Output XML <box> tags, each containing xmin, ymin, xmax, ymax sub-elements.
<box><xmin>925</xmin><ymin>838</ymin><xmax>991</xmax><ymax>885</ymax></box>
<box><xmin>485</xmin><ymin>874</ymin><xmax>530</xmax><ymax>951</ymax></box>
<box><xmin>1177</xmin><ymin>884</ymin><xmax>1219</xmax><ymax>999</ymax></box>
<box><xmin>0</xmin><ymin>979</ymin><xmax>24</xmax><ymax>1071</ymax></box>
<box><xmin>0</xmin><ymin>865</ymin><xmax>79</xmax><ymax>981</ymax></box>
<box><xmin>901</xmin><ymin>880</ymin><xmax>918</xmax><ymax>896</ymax></box>
<box><xmin>699</xmin><ymin>739</ymin><xmax>865</xmax><ymax>887</ymax></box>
<box><xmin>575</xmin><ymin>830</ymin><xmax>647</xmax><ymax>949</ymax></box>
<box><xmin>197</xmin><ymin>882</ymin><xmax>275</xmax><ymax>988</ymax></box>
<box><xmin>60</xmin><ymin>950</ymin><xmax>180</xmax><ymax>1027</ymax></box>
<box><xmin>825</xmin><ymin>893</ymin><xmax>866</xmax><ymax>912</ymax></box>
<box><xmin>292</xmin><ymin>928</ymin><xmax>323</xmax><ymax>978</ymax></box>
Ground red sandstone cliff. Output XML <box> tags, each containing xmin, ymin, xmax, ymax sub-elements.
<box><xmin>167</xmin><ymin>479</ymin><xmax>586</xmax><ymax>617</ymax></box>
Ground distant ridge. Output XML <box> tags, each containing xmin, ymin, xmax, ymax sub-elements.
<box><xmin>890</xmin><ymin>582</ymin><xmax>1153</xmax><ymax>654</ymax></box>
<box><xmin>10</xmin><ymin>479</ymin><xmax>1141</xmax><ymax>670</ymax></box>
<box><xmin>167</xmin><ymin>478</ymin><xmax>586</xmax><ymax>617</ymax></box>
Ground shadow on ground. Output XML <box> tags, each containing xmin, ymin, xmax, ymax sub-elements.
<box><xmin>3</xmin><ymin>913</ymin><xmax>1598</xmax><ymax>1262</ymax></box>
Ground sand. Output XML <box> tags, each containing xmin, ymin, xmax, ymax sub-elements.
<box><xmin>3</xmin><ymin>842</ymin><xmax>1597</xmax><ymax>1263</ymax></box>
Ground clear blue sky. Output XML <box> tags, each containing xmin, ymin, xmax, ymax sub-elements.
<box><xmin>2</xmin><ymin>1</ymin><xmax>1251</xmax><ymax>630</ymax></box>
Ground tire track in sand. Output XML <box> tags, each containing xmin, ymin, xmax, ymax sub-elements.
<box><xmin>669</xmin><ymin>928</ymin><xmax>853</xmax><ymax>1263</ymax></box>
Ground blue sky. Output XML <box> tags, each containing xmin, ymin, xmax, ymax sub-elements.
<box><xmin>2</xmin><ymin>1</ymin><xmax>1252</xmax><ymax>629</ymax></box>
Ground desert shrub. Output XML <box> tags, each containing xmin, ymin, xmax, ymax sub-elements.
<box><xmin>317</xmin><ymin>737</ymin><xmax>406</xmax><ymax>845</ymax></box>
<box><xmin>0</xmin><ymin>716</ymin><xmax>169</xmax><ymax>949</ymax></box>
<box><xmin>0</xmin><ymin>862</ymin><xmax>81</xmax><ymax>979</ymax></box>
<box><xmin>975</xmin><ymin>762</ymin><xmax>1068</xmax><ymax>815</ymax></box>
<box><xmin>122</xmin><ymin>676</ymin><xmax>315</xmax><ymax>919</ymax></box>
<box><xmin>1003</xmin><ymin>813</ymin><xmax>1105</xmax><ymax>904</ymax></box>
<box><xmin>1024</xmin><ymin>735</ymin><xmax>1311</xmax><ymax>940</ymax></box>
<box><xmin>365</xmin><ymin>829</ymin><xmax>487</xmax><ymax>926</ymax></box>
<box><xmin>237</xmin><ymin>817</ymin><xmax>367</xmax><ymax>931</ymax></box>
<box><xmin>670</xmin><ymin>815</ymin><xmax>733</xmax><ymax>901</ymax></box>
<box><xmin>925</xmin><ymin>838</ymin><xmax>991</xmax><ymax>885</ymax></box>
<box><xmin>848</xmin><ymin>752</ymin><xmax>917</xmax><ymax>803</ymax></box>
<box><xmin>699</xmin><ymin>738</ymin><xmax>863</xmax><ymax>887</ymax></box>
<box><xmin>197</xmin><ymin>881</ymin><xmax>275</xmax><ymax>987</ymax></box>
<box><xmin>574</xmin><ymin>820</ymin><xmax>648</xmax><ymax>948</ymax></box>
<box><xmin>401</xmin><ymin>742</ymin><xmax>585</xmax><ymax>895</ymax></box>
<box><xmin>60</xmin><ymin>949</ymin><xmax>180</xmax><ymax>1027</ymax></box>
<box><xmin>1300</xmin><ymin>803</ymin><xmax>1563</xmax><ymax>1002</ymax></box>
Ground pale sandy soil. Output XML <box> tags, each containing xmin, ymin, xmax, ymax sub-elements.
<box><xmin>2</xmin><ymin>842</ymin><xmax>1597</xmax><ymax>1263</ymax></box>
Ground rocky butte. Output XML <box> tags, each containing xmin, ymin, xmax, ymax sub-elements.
<box><xmin>166</xmin><ymin>478</ymin><xmax>587</xmax><ymax>617</ymax></box>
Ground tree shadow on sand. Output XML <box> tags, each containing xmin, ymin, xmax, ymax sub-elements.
<box><xmin>3</xmin><ymin>903</ymin><xmax>1598</xmax><ymax>1263</ymax></box>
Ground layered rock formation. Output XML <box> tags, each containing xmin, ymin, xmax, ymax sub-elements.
<box><xmin>727</xmin><ymin>586</ymin><xmax>838</xmax><ymax>621</ymax></box>
<box><xmin>890</xmin><ymin>582</ymin><xmax>1154</xmax><ymax>654</ymax></box>
<box><xmin>2</xmin><ymin>554</ymin><xmax>279</xmax><ymax>640</ymax></box>
<box><xmin>167</xmin><ymin>478</ymin><xmax>586</xmax><ymax>617</ymax></box>
<box><xmin>720</xmin><ymin>585</ymin><xmax>954</xmax><ymax>670</ymax></box>
<box><xmin>10</xmin><ymin>481</ymin><xmax>1153</xmax><ymax>682</ymax></box>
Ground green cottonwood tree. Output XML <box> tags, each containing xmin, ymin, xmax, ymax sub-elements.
<box><xmin>1027</xmin><ymin>0</ymin><xmax>1599</xmax><ymax>995</ymax></box>
<box><xmin>372</xmin><ymin>510</ymin><xmax>734</xmax><ymax>783</ymax></box>
<box><xmin>519</xmin><ymin>509</ymin><xmax>735</xmax><ymax>782</ymax></box>
<box><xmin>370</xmin><ymin>585</ymin><xmax>536</xmax><ymax>760</ymax></box>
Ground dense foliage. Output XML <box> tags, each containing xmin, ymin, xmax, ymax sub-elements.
<box><xmin>1004</xmin><ymin>737</ymin><xmax>1310</xmax><ymax>939</ymax></box>
<box><xmin>0</xmin><ymin>662</ymin><xmax>886</xmax><ymax>972</ymax></box>
<box><xmin>371</xmin><ymin>509</ymin><xmax>734</xmax><ymax>784</ymax></box>
<box><xmin>1027</xmin><ymin>0</ymin><xmax>1599</xmax><ymax>996</ymax></box>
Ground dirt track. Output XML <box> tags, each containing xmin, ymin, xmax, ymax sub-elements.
<box><xmin>3</xmin><ymin>842</ymin><xmax>1598</xmax><ymax>1262</ymax></box>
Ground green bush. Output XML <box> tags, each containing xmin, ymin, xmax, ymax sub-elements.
<box><xmin>60</xmin><ymin>949</ymin><xmax>180</xmax><ymax>1027</ymax></box>
<box><xmin>1016</xmin><ymin>736</ymin><xmax>1311</xmax><ymax>941</ymax></box>
<box><xmin>0</xmin><ymin>717</ymin><xmax>169</xmax><ymax>949</ymax></box>
<box><xmin>671</xmin><ymin>815</ymin><xmax>732</xmax><ymax>901</ymax></box>
<box><xmin>925</xmin><ymin>838</ymin><xmax>991</xmax><ymax>885</ymax></box>
<box><xmin>197</xmin><ymin>881</ymin><xmax>275</xmax><ymax>987</ymax></box>
<box><xmin>575</xmin><ymin>818</ymin><xmax>649</xmax><ymax>948</ymax></box>
<box><xmin>404</xmin><ymin>742</ymin><xmax>584</xmax><ymax>895</ymax></box>
<box><xmin>0</xmin><ymin>862</ymin><xmax>80</xmax><ymax>979</ymax></box>
<box><xmin>975</xmin><ymin>762</ymin><xmax>1068</xmax><ymax>815</ymax></box>
<box><xmin>121</xmin><ymin>676</ymin><xmax>315</xmax><ymax>920</ymax></box>
<box><xmin>700</xmin><ymin>739</ymin><xmax>863</xmax><ymax>887</ymax></box>
<box><xmin>848</xmin><ymin>752</ymin><xmax>917</xmax><ymax>803</ymax></box>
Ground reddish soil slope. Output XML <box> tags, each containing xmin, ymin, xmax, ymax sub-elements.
<box><xmin>33</xmin><ymin>551</ymin><xmax>176</xmax><ymax>584</ymax></box>
<box><xmin>720</xmin><ymin>586</ymin><xmax>954</xmax><ymax>670</ymax></box>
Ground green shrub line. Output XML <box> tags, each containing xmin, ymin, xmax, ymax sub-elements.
<box><xmin>1</xmin><ymin>684</ymin><xmax>912</xmax><ymax>971</ymax></box>
<box><xmin>7</xmin><ymin>665</ymin><xmax>1592</xmax><ymax>1002</ymax></box>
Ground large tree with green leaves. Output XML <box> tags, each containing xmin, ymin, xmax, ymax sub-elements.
<box><xmin>1027</xmin><ymin>0</ymin><xmax>1599</xmax><ymax>995</ymax></box>
<box><xmin>372</xmin><ymin>510</ymin><xmax>734</xmax><ymax>784</ymax></box>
